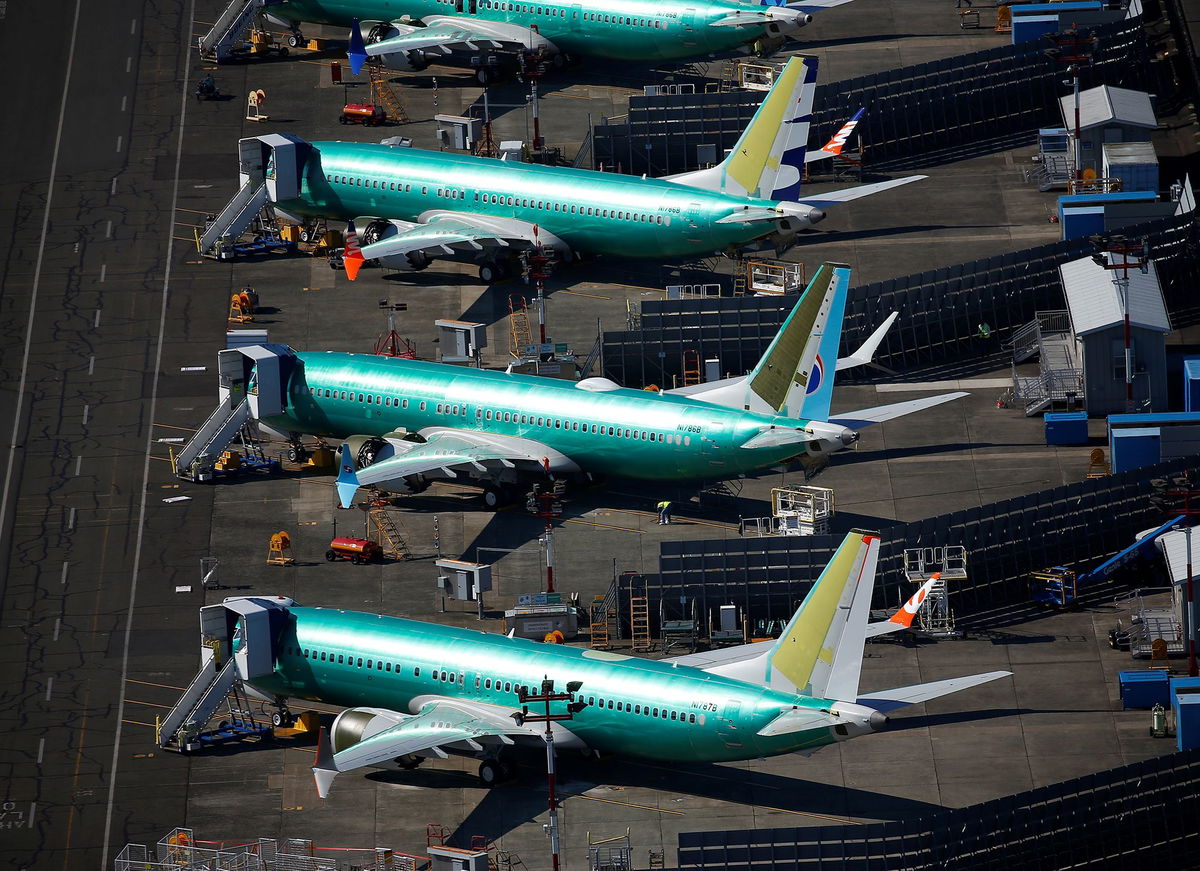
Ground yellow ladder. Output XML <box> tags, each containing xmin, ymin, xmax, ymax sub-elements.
<box><xmin>732</xmin><ymin>260</ymin><xmax>748</xmax><ymax>296</ymax></box>
<box><xmin>368</xmin><ymin>64</ymin><xmax>411</xmax><ymax>124</ymax></box>
<box><xmin>590</xmin><ymin>596</ymin><xmax>611</xmax><ymax>650</ymax></box>
<box><xmin>509</xmin><ymin>294</ymin><xmax>533</xmax><ymax>357</ymax></box>
<box><xmin>682</xmin><ymin>350</ymin><xmax>701</xmax><ymax>386</ymax></box>
<box><xmin>630</xmin><ymin>595</ymin><xmax>652</xmax><ymax>652</ymax></box>
<box><xmin>369</xmin><ymin>508</ymin><xmax>411</xmax><ymax>560</ymax></box>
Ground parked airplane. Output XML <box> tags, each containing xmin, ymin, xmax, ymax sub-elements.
<box><xmin>258</xmin><ymin>55</ymin><xmax>918</xmax><ymax>284</ymax></box>
<box><xmin>191</xmin><ymin>532</ymin><xmax>1006</xmax><ymax>794</ymax></box>
<box><xmin>244</xmin><ymin>263</ymin><xmax>964</xmax><ymax>507</ymax></box>
<box><xmin>264</xmin><ymin>0</ymin><xmax>854</xmax><ymax>79</ymax></box>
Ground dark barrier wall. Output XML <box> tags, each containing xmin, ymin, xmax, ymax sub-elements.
<box><xmin>601</xmin><ymin>212</ymin><xmax>1200</xmax><ymax>388</ymax></box>
<box><xmin>614</xmin><ymin>456</ymin><xmax>1197</xmax><ymax>635</ymax></box>
<box><xmin>594</xmin><ymin>18</ymin><xmax>1166</xmax><ymax>176</ymax></box>
<box><xmin>676</xmin><ymin>747</ymin><xmax>1200</xmax><ymax>871</ymax></box>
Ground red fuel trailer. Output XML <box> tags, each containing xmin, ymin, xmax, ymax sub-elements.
<box><xmin>339</xmin><ymin>104</ymin><xmax>386</xmax><ymax>126</ymax></box>
<box><xmin>325</xmin><ymin>537</ymin><xmax>383</xmax><ymax>564</ymax></box>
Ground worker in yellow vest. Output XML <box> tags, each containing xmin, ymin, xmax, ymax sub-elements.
<box><xmin>656</xmin><ymin>500</ymin><xmax>672</xmax><ymax>525</ymax></box>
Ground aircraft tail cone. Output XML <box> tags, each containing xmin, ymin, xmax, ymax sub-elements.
<box><xmin>869</xmin><ymin>710</ymin><xmax>888</xmax><ymax>732</ymax></box>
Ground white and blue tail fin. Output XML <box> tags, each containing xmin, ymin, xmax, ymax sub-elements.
<box><xmin>665</xmin><ymin>55</ymin><xmax>817</xmax><ymax>200</ymax></box>
<box><xmin>667</xmin><ymin>263</ymin><xmax>875</xmax><ymax>421</ymax></box>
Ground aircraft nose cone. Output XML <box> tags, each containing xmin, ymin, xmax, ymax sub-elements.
<box><xmin>869</xmin><ymin>710</ymin><xmax>889</xmax><ymax>732</ymax></box>
<box><xmin>808</xmin><ymin>208</ymin><xmax>826</xmax><ymax>225</ymax></box>
<box><xmin>840</xmin><ymin>428</ymin><xmax>859</xmax><ymax>446</ymax></box>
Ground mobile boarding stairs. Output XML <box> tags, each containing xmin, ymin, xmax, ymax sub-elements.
<box><xmin>158</xmin><ymin>596</ymin><xmax>294</xmax><ymax>753</ymax></box>
<box><xmin>197</xmin><ymin>135</ymin><xmax>308</xmax><ymax>260</ymax></box>
<box><xmin>173</xmin><ymin>344</ymin><xmax>296</xmax><ymax>482</ymax></box>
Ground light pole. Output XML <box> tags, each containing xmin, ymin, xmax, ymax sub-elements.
<box><xmin>1088</xmin><ymin>234</ymin><xmax>1152</xmax><ymax>414</ymax></box>
<box><xmin>515</xmin><ymin>678</ymin><xmax>587</xmax><ymax>871</ymax></box>
<box><xmin>1044</xmin><ymin>28</ymin><xmax>1096</xmax><ymax>184</ymax></box>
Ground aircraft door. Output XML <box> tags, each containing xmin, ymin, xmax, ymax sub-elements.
<box><xmin>686</xmin><ymin>201</ymin><xmax>703</xmax><ymax>229</ymax></box>
<box><xmin>681</xmin><ymin>7</ymin><xmax>695</xmax><ymax>31</ymax></box>
<box><xmin>716</xmin><ymin>700</ymin><xmax>742</xmax><ymax>749</ymax></box>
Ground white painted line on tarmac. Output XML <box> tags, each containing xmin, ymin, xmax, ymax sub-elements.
<box><xmin>0</xmin><ymin>0</ymin><xmax>83</xmax><ymax>565</ymax></box>
<box><xmin>93</xmin><ymin>308</ymin><xmax>101</xmax><ymax>328</ymax></box>
<box><xmin>130</xmin><ymin>17</ymin><xmax>136</xmax><ymax>33</ymax></box>
<box><xmin>53</xmin><ymin>619</ymin><xmax>60</xmax><ymax>642</ymax></box>
<box><xmin>60</xmin><ymin>561</ymin><xmax>68</xmax><ymax>585</ymax></box>
<box><xmin>106</xmin><ymin>219</ymin><xmax>113</xmax><ymax>238</ymax></box>
<box><xmin>125</xmin><ymin>56</ymin><xmax>131</xmax><ymax>73</ymax></box>
<box><xmin>120</xmin><ymin>95</ymin><xmax>127</xmax><ymax>112</ymax></box>
<box><xmin>68</xmin><ymin>507</ymin><xmax>76</xmax><ymax>530</ymax></box>
<box><xmin>37</xmin><ymin>737</ymin><xmax>44</xmax><ymax>764</ymax></box>
<box><xmin>28</xmin><ymin>803</ymin><xmax>35</xmax><ymax>829</ymax></box>
<box><xmin>88</xmin><ymin>355</ymin><xmax>95</xmax><ymax>375</ymax></box>
<box><xmin>82</xmin><ymin>405</ymin><xmax>89</xmax><ymax>426</ymax></box>
<box><xmin>115</xmin><ymin>136</ymin><xmax>122</xmax><ymax>153</ymax></box>
<box><xmin>110</xmin><ymin>177</ymin><xmax>117</xmax><ymax>195</ymax></box>
<box><xmin>102</xmin><ymin>0</ymin><xmax>197</xmax><ymax>855</ymax></box>
<box><xmin>99</xmin><ymin>263</ymin><xmax>106</xmax><ymax>282</ymax></box>
<box><xmin>74</xmin><ymin>455</ymin><xmax>82</xmax><ymax>476</ymax></box>
<box><xmin>45</xmin><ymin>678</ymin><xmax>53</xmax><ymax>702</ymax></box>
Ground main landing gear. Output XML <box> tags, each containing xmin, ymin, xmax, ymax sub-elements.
<box><xmin>477</xmin><ymin>757</ymin><xmax>514</xmax><ymax>787</ymax></box>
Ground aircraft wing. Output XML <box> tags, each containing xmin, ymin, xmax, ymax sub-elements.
<box><xmin>336</xmin><ymin>429</ymin><xmax>579</xmax><ymax>507</ymax></box>
<box><xmin>312</xmin><ymin>699</ymin><xmax>533</xmax><ymax>798</ymax></box>
<box><xmin>798</xmin><ymin>175</ymin><xmax>927</xmax><ymax>207</ymax></box>
<box><xmin>350</xmin><ymin>212</ymin><xmax>564</xmax><ymax>280</ymax></box>
<box><xmin>349</xmin><ymin>15</ymin><xmax>556</xmax><ymax>74</ymax></box>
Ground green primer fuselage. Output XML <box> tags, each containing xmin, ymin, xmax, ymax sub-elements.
<box><xmin>275</xmin><ymin>0</ymin><xmax>782</xmax><ymax>61</ymax></box>
<box><xmin>251</xmin><ymin>606</ymin><xmax>837</xmax><ymax>761</ymax></box>
<box><xmin>280</xmin><ymin>141</ymin><xmax>792</xmax><ymax>260</ymax></box>
<box><xmin>267</xmin><ymin>351</ymin><xmax>827</xmax><ymax>481</ymax></box>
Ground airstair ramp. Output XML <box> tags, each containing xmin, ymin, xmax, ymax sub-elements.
<box><xmin>199</xmin><ymin>180</ymin><xmax>271</xmax><ymax>255</ymax></box>
<box><xmin>158</xmin><ymin>657</ymin><xmax>242</xmax><ymax>749</ymax></box>
<box><xmin>174</xmin><ymin>397</ymin><xmax>252</xmax><ymax>477</ymax></box>
<box><xmin>199</xmin><ymin>0</ymin><xmax>275</xmax><ymax>61</ymax></box>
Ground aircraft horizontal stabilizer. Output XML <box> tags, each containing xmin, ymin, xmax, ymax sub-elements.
<box><xmin>836</xmin><ymin>312</ymin><xmax>897</xmax><ymax>372</ymax></box>
<box><xmin>784</xmin><ymin>0</ymin><xmax>856</xmax><ymax>10</ymax></box>
<box><xmin>829</xmin><ymin>391</ymin><xmax>967</xmax><ymax>429</ymax></box>
<box><xmin>857</xmin><ymin>671</ymin><xmax>1011</xmax><ymax>714</ymax></box>
<box><xmin>797</xmin><ymin>175</ymin><xmax>926</xmax><ymax>207</ymax></box>
<box><xmin>756</xmin><ymin>707</ymin><xmax>837</xmax><ymax>737</ymax></box>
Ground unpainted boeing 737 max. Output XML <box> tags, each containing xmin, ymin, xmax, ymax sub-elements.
<box><xmin>175</xmin><ymin>532</ymin><xmax>1006</xmax><ymax>794</ymax></box>
<box><xmin>245</xmin><ymin>56</ymin><xmax>918</xmax><ymax>284</ymax></box>
<box><xmin>241</xmin><ymin>264</ymin><xmax>964</xmax><ymax>506</ymax></box>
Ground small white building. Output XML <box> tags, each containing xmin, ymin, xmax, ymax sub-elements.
<box><xmin>1060</xmin><ymin>253</ymin><xmax>1170</xmax><ymax>415</ymax></box>
<box><xmin>1058</xmin><ymin>86</ymin><xmax>1157</xmax><ymax>177</ymax></box>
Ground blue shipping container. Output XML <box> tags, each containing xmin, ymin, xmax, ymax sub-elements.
<box><xmin>1109</xmin><ymin>427</ymin><xmax>1160</xmax><ymax>474</ymax></box>
<box><xmin>1176</xmin><ymin>694</ymin><xmax>1200</xmax><ymax>751</ymax></box>
<box><xmin>1171</xmin><ymin>677</ymin><xmax>1200</xmax><ymax>697</ymax></box>
<box><xmin>1045</xmin><ymin>412</ymin><xmax>1088</xmax><ymax>446</ymax></box>
<box><xmin>1120</xmin><ymin>670</ymin><xmax>1170</xmax><ymax>709</ymax></box>
<box><xmin>1185</xmin><ymin>359</ymin><xmax>1200</xmax><ymax>413</ymax></box>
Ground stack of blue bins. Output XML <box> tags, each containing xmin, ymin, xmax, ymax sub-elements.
<box><xmin>1172</xmin><ymin>676</ymin><xmax>1200</xmax><ymax>750</ymax></box>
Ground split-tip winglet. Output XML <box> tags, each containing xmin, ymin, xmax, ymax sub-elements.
<box><xmin>347</xmin><ymin>19</ymin><xmax>368</xmax><ymax>76</ymax></box>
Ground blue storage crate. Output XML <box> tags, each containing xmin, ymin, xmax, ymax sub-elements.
<box><xmin>1175</xmin><ymin>694</ymin><xmax>1200</xmax><ymax>751</ymax></box>
<box><xmin>1170</xmin><ymin>677</ymin><xmax>1200</xmax><ymax>697</ymax></box>
<box><xmin>1184</xmin><ymin>359</ymin><xmax>1200</xmax><ymax>413</ymax></box>
<box><xmin>1109</xmin><ymin>427</ymin><xmax>1160</xmax><ymax>474</ymax></box>
<box><xmin>1120</xmin><ymin>670</ymin><xmax>1170</xmax><ymax>709</ymax></box>
<box><xmin>1045</xmin><ymin>412</ymin><xmax>1088</xmax><ymax>446</ymax></box>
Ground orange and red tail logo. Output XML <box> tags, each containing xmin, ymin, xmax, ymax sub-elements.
<box><xmin>889</xmin><ymin>573</ymin><xmax>940</xmax><ymax>628</ymax></box>
<box><xmin>343</xmin><ymin>220</ymin><xmax>364</xmax><ymax>282</ymax></box>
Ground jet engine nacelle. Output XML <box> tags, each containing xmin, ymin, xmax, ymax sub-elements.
<box><xmin>362</xmin><ymin>21</ymin><xmax>402</xmax><ymax>43</ymax></box>
<box><xmin>330</xmin><ymin>706</ymin><xmax>408</xmax><ymax>754</ymax></box>
<box><xmin>360</xmin><ymin>221</ymin><xmax>431</xmax><ymax>271</ymax></box>
<box><xmin>345</xmin><ymin>432</ymin><xmax>419</xmax><ymax>467</ymax></box>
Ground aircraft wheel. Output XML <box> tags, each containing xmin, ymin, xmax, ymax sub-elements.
<box><xmin>271</xmin><ymin>710</ymin><xmax>293</xmax><ymax>728</ymax></box>
<box><xmin>475</xmin><ymin>68</ymin><xmax>493</xmax><ymax>86</ymax></box>
<box><xmin>479</xmin><ymin>262</ymin><xmax>502</xmax><ymax>284</ymax></box>
<box><xmin>288</xmin><ymin>34</ymin><xmax>303</xmax><ymax>47</ymax></box>
<box><xmin>480</xmin><ymin>483</ymin><xmax>511</xmax><ymax>510</ymax></box>
<box><xmin>551</xmin><ymin>52</ymin><xmax>566</xmax><ymax>69</ymax></box>
<box><xmin>478</xmin><ymin>759</ymin><xmax>504</xmax><ymax>787</ymax></box>
<box><xmin>396</xmin><ymin>754</ymin><xmax>423</xmax><ymax>770</ymax></box>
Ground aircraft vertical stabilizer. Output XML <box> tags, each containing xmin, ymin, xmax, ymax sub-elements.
<box><xmin>665</xmin><ymin>55</ymin><xmax>816</xmax><ymax>199</ymax></box>
<box><xmin>764</xmin><ymin>529</ymin><xmax>878</xmax><ymax>700</ymax></box>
